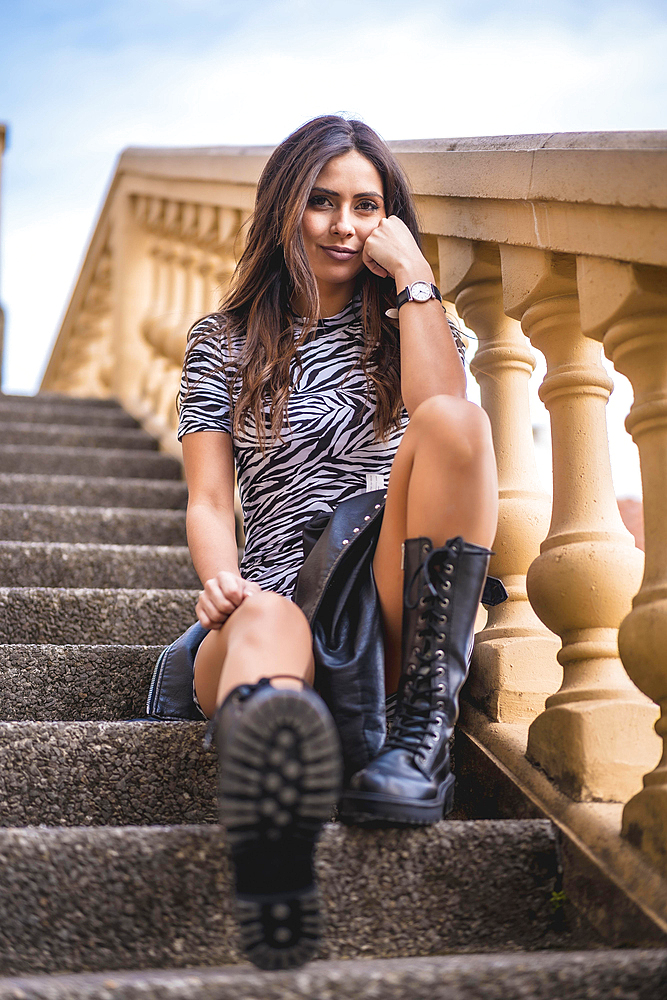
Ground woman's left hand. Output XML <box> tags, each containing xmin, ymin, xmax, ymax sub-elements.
<box><xmin>362</xmin><ymin>216</ymin><xmax>431</xmax><ymax>283</ymax></box>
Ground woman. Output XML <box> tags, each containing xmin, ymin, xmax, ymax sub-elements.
<box><xmin>148</xmin><ymin>115</ymin><xmax>499</xmax><ymax>970</ymax></box>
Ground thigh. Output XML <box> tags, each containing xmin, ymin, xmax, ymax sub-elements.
<box><xmin>372</xmin><ymin>426</ymin><xmax>419</xmax><ymax>693</ymax></box>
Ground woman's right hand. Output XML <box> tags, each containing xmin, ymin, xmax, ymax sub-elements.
<box><xmin>196</xmin><ymin>571</ymin><xmax>262</xmax><ymax>630</ymax></box>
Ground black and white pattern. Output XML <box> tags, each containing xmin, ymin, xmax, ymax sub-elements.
<box><xmin>178</xmin><ymin>294</ymin><xmax>465</xmax><ymax>599</ymax></box>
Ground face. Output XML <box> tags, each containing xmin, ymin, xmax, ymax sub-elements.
<box><xmin>300</xmin><ymin>150</ymin><xmax>386</xmax><ymax>294</ymax></box>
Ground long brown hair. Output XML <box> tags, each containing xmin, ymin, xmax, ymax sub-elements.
<box><xmin>186</xmin><ymin>115</ymin><xmax>421</xmax><ymax>447</ymax></box>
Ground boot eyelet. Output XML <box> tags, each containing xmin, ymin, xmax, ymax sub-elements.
<box><xmin>435</xmin><ymin>650</ymin><xmax>444</xmax><ymax>659</ymax></box>
<box><xmin>353</xmin><ymin>527</ymin><xmax>360</xmax><ymax>534</ymax></box>
<box><xmin>408</xmin><ymin>664</ymin><xmax>415</xmax><ymax>675</ymax></box>
<box><xmin>435</xmin><ymin>718</ymin><xmax>443</xmax><ymax>726</ymax></box>
<box><xmin>412</xmin><ymin>646</ymin><xmax>420</xmax><ymax>656</ymax></box>
<box><xmin>417</xmin><ymin>614</ymin><xmax>426</xmax><ymax>625</ymax></box>
<box><xmin>443</xmin><ymin>598</ymin><xmax>449</xmax><ymax>607</ymax></box>
<box><xmin>437</xmin><ymin>684</ymin><xmax>445</xmax><ymax>693</ymax></box>
<box><xmin>445</xmin><ymin>564</ymin><xmax>454</xmax><ymax>575</ymax></box>
<box><xmin>418</xmin><ymin>597</ymin><xmax>427</xmax><ymax>608</ymax></box>
<box><xmin>364</xmin><ymin>515</ymin><xmax>371</xmax><ymax>522</ymax></box>
<box><xmin>437</xmin><ymin>700</ymin><xmax>445</xmax><ymax>709</ymax></box>
<box><xmin>443</xmin><ymin>581</ymin><xmax>451</xmax><ymax>591</ymax></box>
<box><xmin>435</xmin><ymin>667</ymin><xmax>444</xmax><ymax>676</ymax></box>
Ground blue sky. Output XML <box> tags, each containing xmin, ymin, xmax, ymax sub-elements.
<box><xmin>1</xmin><ymin>0</ymin><xmax>665</xmax><ymax>495</ymax></box>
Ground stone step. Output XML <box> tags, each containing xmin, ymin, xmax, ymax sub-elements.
<box><xmin>0</xmin><ymin>474</ymin><xmax>188</xmax><ymax>509</ymax></box>
<box><xmin>2</xmin><ymin>951</ymin><xmax>665</xmax><ymax>1000</ymax></box>
<box><xmin>0</xmin><ymin>820</ymin><xmax>568</xmax><ymax>975</ymax></box>
<box><xmin>0</xmin><ymin>721</ymin><xmax>216</xmax><ymax>827</ymax></box>
<box><xmin>0</xmin><ymin>644</ymin><xmax>162</xmax><ymax>721</ymax></box>
<box><xmin>0</xmin><ymin>400</ymin><xmax>140</xmax><ymax>427</ymax></box>
<box><xmin>0</xmin><ymin>587</ymin><xmax>197</xmax><ymax>644</ymax></box>
<box><xmin>0</xmin><ymin>393</ymin><xmax>122</xmax><ymax>408</ymax></box>
<box><xmin>0</xmin><ymin>422</ymin><xmax>158</xmax><ymax>451</ymax></box>
<box><xmin>0</xmin><ymin>541</ymin><xmax>199</xmax><ymax>589</ymax></box>
<box><xmin>0</xmin><ymin>504</ymin><xmax>187</xmax><ymax>545</ymax></box>
<box><xmin>0</xmin><ymin>445</ymin><xmax>182</xmax><ymax>480</ymax></box>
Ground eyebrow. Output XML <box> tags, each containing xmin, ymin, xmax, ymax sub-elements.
<box><xmin>311</xmin><ymin>186</ymin><xmax>385</xmax><ymax>201</ymax></box>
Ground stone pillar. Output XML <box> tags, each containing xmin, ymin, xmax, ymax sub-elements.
<box><xmin>579</xmin><ymin>256</ymin><xmax>667</xmax><ymax>870</ymax></box>
<box><xmin>0</xmin><ymin>124</ymin><xmax>6</xmax><ymax>389</ymax></box>
<box><xmin>439</xmin><ymin>237</ymin><xmax>561</xmax><ymax>722</ymax></box>
<box><xmin>501</xmin><ymin>246</ymin><xmax>658</xmax><ymax>802</ymax></box>
<box><xmin>109</xmin><ymin>179</ymin><xmax>153</xmax><ymax>409</ymax></box>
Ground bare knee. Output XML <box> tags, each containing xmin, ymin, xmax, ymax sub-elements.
<box><xmin>227</xmin><ymin>591</ymin><xmax>311</xmax><ymax>649</ymax></box>
<box><xmin>409</xmin><ymin>395</ymin><xmax>493</xmax><ymax>468</ymax></box>
<box><xmin>195</xmin><ymin>592</ymin><xmax>313</xmax><ymax>716</ymax></box>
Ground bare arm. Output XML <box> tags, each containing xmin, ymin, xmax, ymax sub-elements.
<box><xmin>182</xmin><ymin>430</ymin><xmax>260</xmax><ymax>629</ymax></box>
<box><xmin>363</xmin><ymin>216</ymin><xmax>466</xmax><ymax>415</ymax></box>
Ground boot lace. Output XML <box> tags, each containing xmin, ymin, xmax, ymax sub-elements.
<box><xmin>384</xmin><ymin>546</ymin><xmax>456</xmax><ymax>754</ymax></box>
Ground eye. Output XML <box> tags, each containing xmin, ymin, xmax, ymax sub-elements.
<box><xmin>308</xmin><ymin>194</ymin><xmax>332</xmax><ymax>208</ymax></box>
<box><xmin>356</xmin><ymin>200</ymin><xmax>381</xmax><ymax>212</ymax></box>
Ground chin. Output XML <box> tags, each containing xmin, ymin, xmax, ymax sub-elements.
<box><xmin>316</xmin><ymin>266</ymin><xmax>363</xmax><ymax>286</ymax></box>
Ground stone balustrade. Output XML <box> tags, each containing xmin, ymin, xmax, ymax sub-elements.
<box><xmin>41</xmin><ymin>131</ymin><xmax>667</xmax><ymax>877</ymax></box>
<box><xmin>0</xmin><ymin>124</ymin><xmax>6</xmax><ymax>383</ymax></box>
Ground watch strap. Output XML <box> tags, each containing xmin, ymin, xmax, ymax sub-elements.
<box><xmin>397</xmin><ymin>282</ymin><xmax>442</xmax><ymax>310</ymax></box>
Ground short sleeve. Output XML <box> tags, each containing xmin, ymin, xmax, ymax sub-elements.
<box><xmin>177</xmin><ymin>316</ymin><xmax>234</xmax><ymax>440</ymax></box>
<box><xmin>446</xmin><ymin>315</ymin><xmax>467</xmax><ymax>367</ymax></box>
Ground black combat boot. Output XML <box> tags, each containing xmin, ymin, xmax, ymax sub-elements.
<box><xmin>340</xmin><ymin>536</ymin><xmax>490</xmax><ymax>825</ymax></box>
<box><xmin>211</xmin><ymin>678</ymin><xmax>342</xmax><ymax>969</ymax></box>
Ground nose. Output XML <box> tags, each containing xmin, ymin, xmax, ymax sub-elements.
<box><xmin>331</xmin><ymin>205</ymin><xmax>354</xmax><ymax>238</ymax></box>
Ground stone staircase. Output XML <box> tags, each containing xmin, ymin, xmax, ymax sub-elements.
<box><xmin>0</xmin><ymin>392</ymin><xmax>664</xmax><ymax>999</ymax></box>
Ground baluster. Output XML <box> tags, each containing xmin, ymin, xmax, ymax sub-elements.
<box><xmin>579</xmin><ymin>255</ymin><xmax>667</xmax><ymax>871</ymax></box>
<box><xmin>439</xmin><ymin>237</ymin><xmax>560</xmax><ymax>722</ymax></box>
<box><xmin>198</xmin><ymin>254</ymin><xmax>216</xmax><ymax>315</ymax></box>
<box><xmin>111</xmin><ymin>192</ymin><xmax>153</xmax><ymax>409</ymax></box>
<box><xmin>212</xmin><ymin>207</ymin><xmax>244</xmax><ymax>301</ymax></box>
<box><xmin>197</xmin><ymin>205</ymin><xmax>218</xmax><ymax>249</ymax></box>
<box><xmin>500</xmin><ymin>245</ymin><xmax>659</xmax><ymax>802</ymax></box>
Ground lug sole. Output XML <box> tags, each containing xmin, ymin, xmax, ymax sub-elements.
<box><xmin>339</xmin><ymin>772</ymin><xmax>456</xmax><ymax>826</ymax></box>
<box><xmin>218</xmin><ymin>690</ymin><xmax>342</xmax><ymax>970</ymax></box>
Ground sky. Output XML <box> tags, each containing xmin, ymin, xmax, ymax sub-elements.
<box><xmin>1</xmin><ymin>0</ymin><xmax>666</xmax><ymax>497</ymax></box>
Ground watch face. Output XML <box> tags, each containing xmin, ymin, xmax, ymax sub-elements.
<box><xmin>411</xmin><ymin>281</ymin><xmax>432</xmax><ymax>301</ymax></box>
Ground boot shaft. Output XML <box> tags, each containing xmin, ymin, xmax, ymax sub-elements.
<box><xmin>393</xmin><ymin>536</ymin><xmax>491</xmax><ymax>776</ymax></box>
<box><xmin>401</xmin><ymin>536</ymin><xmax>491</xmax><ymax>697</ymax></box>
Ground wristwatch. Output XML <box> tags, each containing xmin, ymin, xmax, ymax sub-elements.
<box><xmin>397</xmin><ymin>281</ymin><xmax>442</xmax><ymax>310</ymax></box>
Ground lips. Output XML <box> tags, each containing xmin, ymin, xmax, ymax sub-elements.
<box><xmin>321</xmin><ymin>246</ymin><xmax>359</xmax><ymax>262</ymax></box>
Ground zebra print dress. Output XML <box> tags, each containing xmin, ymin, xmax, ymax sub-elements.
<box><xmin>178</xmin><ymin>293</ymin><xmax>465</xmax><ymax>599</ymax></box>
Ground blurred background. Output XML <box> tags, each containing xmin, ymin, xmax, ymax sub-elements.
<box><xmin>1</xmin><ymin>0</ymin><xmax>665</xmax><ymax>499</ymax></box>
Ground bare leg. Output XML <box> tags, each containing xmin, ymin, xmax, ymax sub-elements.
<box><xmin>193</xmin><ymin>591</ymin><xmax>315</xmax><ymax>718</ymax></box>
<box><xmin>373</xmin><ymin>395</ymin><xmax>498</xmax><ymax>694</ymax></box>
<box><xmin>201</xmin><ymin>593</ymin><xmax>337</xmax><ymax>971</ymax></box>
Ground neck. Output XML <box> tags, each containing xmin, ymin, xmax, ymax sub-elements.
<box><xmin>293</xmin><ymin>279</ymin><xmax>357</xmax><ymax>319</ymax></box>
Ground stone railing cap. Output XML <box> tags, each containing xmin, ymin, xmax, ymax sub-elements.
<box><xmin>389</xmin><ymin>131</ymin><xmax>667</xmax><ymax>152</ymax></box>
<box><xmin>118</xmin><ymin>131</ymin><xmax>667</xmax><ymax>211</ymax></box>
